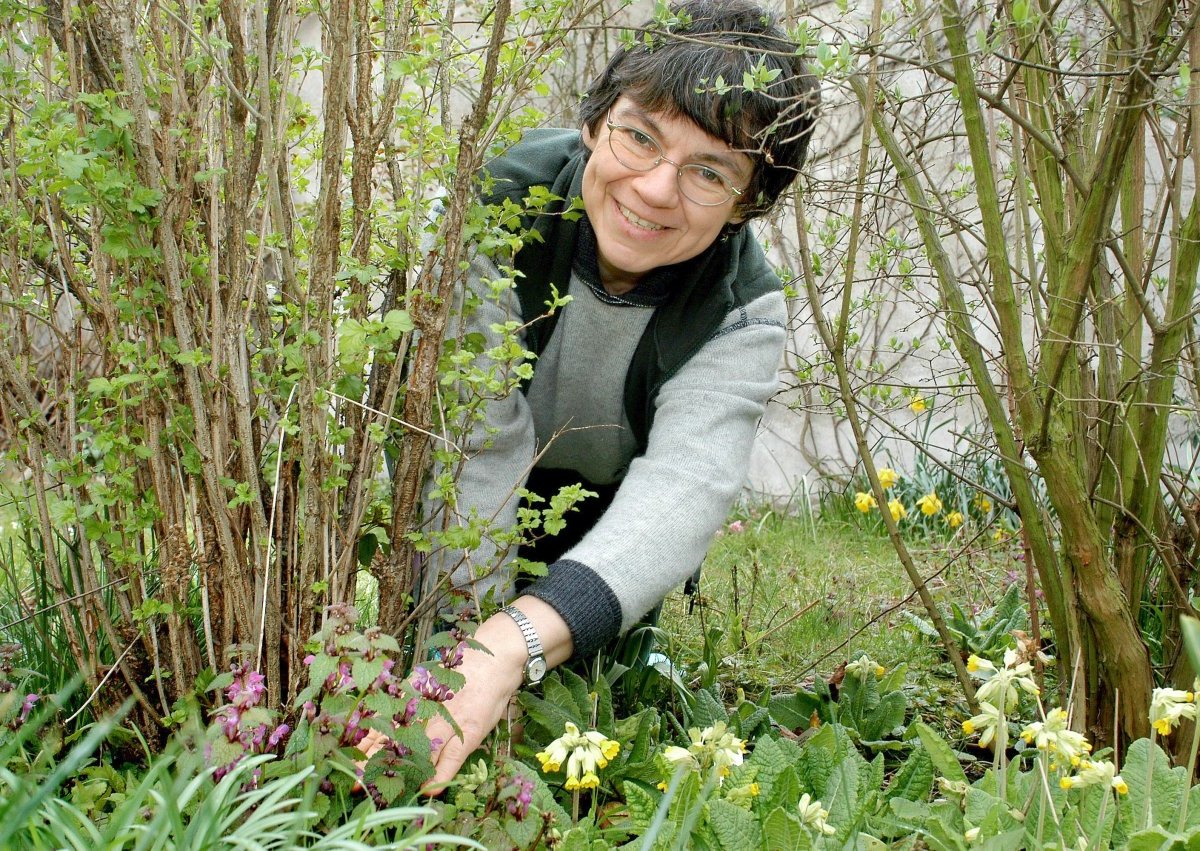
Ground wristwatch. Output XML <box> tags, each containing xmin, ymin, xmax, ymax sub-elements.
<box><xmin>501</xmin><ymin>605</ymin><xmax>547</xmax><ymax>685</ymax></box>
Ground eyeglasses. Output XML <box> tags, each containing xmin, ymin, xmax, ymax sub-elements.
<box><xmin>605</xmin><ymin>111</ymin><xmax>744</xmax><ymax>207</ymax></box>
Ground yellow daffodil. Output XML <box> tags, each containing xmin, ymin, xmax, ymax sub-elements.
<box><xmin>1021</xmin><ymin>708</ymin><xmax>1091</xmax><ymax>766</ymax></box>
<box><xmin>878</xmin><ymin>468</ymin><xmax>899</xmax><ymax>489</ymax></box>
<box><xmin>974</xmin><ymin>493</ymin><xmax>992</xmax><ymax>513</ymax></box>
<box><xmin>916</xmin><ymin>492</ymin><xmax>943</xmax><ymax>516</ymax></box>
<box><xmin>1150</xmin><ymin>687</ymin><xmax>1197</xmax><ymax>736</ymax></box>
<box><xmin>888</xmin><ymin>499</ymin><xmax>907</xmax><ymax>522</ymax></box>
<box><xmin>1059</xmin><ymin>759</ymin><xmax>1127</xmax><ymax>795</ymax></box>
<box><xmin>535</xmin><ymin>722</ymin><xmax>620</xmax><ymax>791</ymax></box>
<box><xmin>946</xmin><ymin>511</ymin><xmax>964</xmax><ymax>528</ymax></box>
<box><xmin>854</xmin><ymin>491</ymin><xmax>877</xmax><ymax>513</ymax></box>
<box><xmin>909</xmin><ymin>397</ymin><xmax>927</xmax><ymax>413</ymax></box>
<box><xmin>797</xmin><ymin>793</ymin><xmax>837</xmax><ymax>836</ymax></box>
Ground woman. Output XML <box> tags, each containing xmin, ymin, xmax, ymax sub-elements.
<box><xmin>371</xmin><ymin>0</ymin><xmax>819</xmax><ymax>787</ymax></box>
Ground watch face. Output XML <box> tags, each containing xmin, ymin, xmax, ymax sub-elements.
<box><xmin>526</xmin><ymin>656</ymin><xmax>547</xmax><ymax>684</ymax></box>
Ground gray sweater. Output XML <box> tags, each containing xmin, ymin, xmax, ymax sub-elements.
<box><xmin>424</xmin><ymin>234</ymin><xmax>787</xmax><ymax>657</ymax></box>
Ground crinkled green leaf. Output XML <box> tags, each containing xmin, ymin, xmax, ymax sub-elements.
<box><xmin>761</xmin><ymin>806</ymin><xmax>809</xmax><ymax>851</ymax></box>
<box><xmin>705</xmin><ymin>797</ymin><xmax>759</xmax><ymax>851</ymax></box>
<box><xmin>914</xmin><ymin>720</ymin><xmax>968</xmax><ymax>784</ymax></box>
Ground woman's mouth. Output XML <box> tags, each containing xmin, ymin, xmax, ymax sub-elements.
<box><xmin>618</xmin><ymin>202</ymin><xmax>663</xmax><ymax>232</ymax></box>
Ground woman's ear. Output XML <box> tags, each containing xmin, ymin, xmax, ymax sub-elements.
<box><xmin>581</xmin><ymin>121</ymin><xmax>598</xmax><ymax>151</ymax></box>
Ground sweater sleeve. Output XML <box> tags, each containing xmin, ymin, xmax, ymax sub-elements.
<box><xmin>419</xmin><ymin>249</ymin><xmax>536</xmax><ymax>608</ymax></box>
<box><xmin>523</xmin><ymin>289</ymin><xmax>787</xmax><ymax>656</ymax></box>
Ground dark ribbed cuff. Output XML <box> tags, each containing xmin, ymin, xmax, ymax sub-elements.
<box><xmin>524</xmin><ymin>559</ymin><xmax>622</xmax><ymax>659</ymax></box>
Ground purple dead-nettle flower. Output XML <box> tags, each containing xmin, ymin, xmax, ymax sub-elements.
<box><xmin>506</xmin><ymin>774</ymin><xmax>535</xmax><ymax>821</ymax></box>
<box><xmin>18</xmin><ymin>693</ymin><xmax>38</xmax><ymax>724</ymax></box>
<box><xmin>303</xmin><ymin>654</ymin><xmax>316</xmax><ymax>666</ymax></box>
<box><xmin>440</xmin><ymin>640</ymin><xmax>466</xmax><ymax>669</ymax></box>
<box><xmin>249</xmin><ymin>723</ymin><xmax>269</xmax><ymax>749</ymax></box>
<box><xmin>397</xmin><ymin>696</ymin><xmax>420</xmax><ymax>727</ymax></box>
<box><xmin>226</xmin><ymin>667</ymin><xmax>266</xmax><ymax>709</ymax></box>
<box><xmin>267</xmin><ymin>723</ymin><xmax>290</xmax><ymax>749</ymax></box>
<box><xmin>341</xmin><ymin>709</ymin><xmax>368</xmax><ymax>747</ymax></box>
<box><xmin>303</xmin><ymin>700</ymin><xmax>317</xmax><ymax>721</ymax></box>
<box><xmin>411</xmin><ymin>666</ymin><xmax>454</xmax><ymax>702</ymax></box>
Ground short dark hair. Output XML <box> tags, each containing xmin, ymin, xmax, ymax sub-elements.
<box><xmin>580</xmin><ymin>0</ymin><xmax>819</xmax><ymax>219</ymax></box>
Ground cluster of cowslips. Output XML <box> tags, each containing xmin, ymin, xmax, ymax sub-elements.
<box><xmin>1020</xmin><ymin>708</ymin><xmax>1091</xmax><ymax>768</ymax></box>
<box><xmin>660</xmin><ymin>721</ymin><xmax>747</xmax><ymax>782</ymax></box>
<box><xmin>206</xmin><ymin>663</ymin><xmax>292</xmax><ymax>781</ymax></box>
<box><xmin>535</xmin><ymin>722</ymin><xmax>621</xmax><ymax>791</ymax></box>
<box><xmin>968</xmin><ymin>650</ymin><xmax>1040</xmax><ymax>711</ymax></box>
<box><xmin>961</xmin><ymin>650</ymin><xmax>1039</xmax><ymax>748</ymax></box>
<box><xmin>1059</xmin><ymin>758</ymin><xmax>1127</xmax><ymax>795</ymax></box>
<box><xmin>1149</xmin><ymin>686</ymin><xmax>1197</xmax><ymax>736</ymax></box>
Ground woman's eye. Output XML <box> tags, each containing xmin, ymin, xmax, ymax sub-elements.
<box><xmin>696</xmin><ymin>167</ymin><xmax>724</xmax><ymax>185</ymax></box>
<box><xmin>630</xmin><ymin>129</ymin><xmax>657</xmax><ymax>150</ymax></box>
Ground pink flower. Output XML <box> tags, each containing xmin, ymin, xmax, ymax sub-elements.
<box><xmin>728</xmin><ymin>520</ymin><xmax>745</xmax><ymax>533</ymax></box>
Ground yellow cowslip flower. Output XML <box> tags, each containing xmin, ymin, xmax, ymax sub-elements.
<box><xmin>845</xmin><ymin>655</ymin><xmax>885</xmax><ymax>681</ymax></box>
<box><xmin>1021</xmin><ymin>708</ymin><xmax>1091</xmax><ymax>766</ymax></box>
<box><xmin>1059</xmin><ymin>759</ymin><xmax>1126</xmax><ymax>795</ymax></box>
<box><xmin>659</xmin><ymin>722</ymin><xmax>747</xmax><ymax>785</ymax></box>
<box><xmin>724</xmin><ymin>781</ymin><xmax>761</xmax><ymax>808</ymax></box>
<box><xmin>797</xmin><ymin>793</ymin><xmax>837</xmax><ymax>836</ymax></box>
<box><xmin>536</xmin><ymin>722</ymin><xmax>620</xmax><ymax>791</ymax></box>
<box><xmin>962</xmin><ymin>702</ymin><xmax>1003</xmax><ymax>748</ymax></box>
<box><xmin>888</xmin><ymin>499</ymin><xmax>907</xmax><ymax>522</ymax></box>
<box><xmin>878</xmin><ymin>468</ymin><xmax>899</xmax><ymax>489</ymax></box>
<box><xmin>854</xmin><ymin>491</ymin><xmax>877</xmax><ymax>513</ymax></box>
<box><xmin>974</xmin><ymin>493</ymin><xmax>992</xmax><ymax>513</ymax></box>
<box><xmin>946</xmin><ymin>511</ymin><xmax>964</xmax><ymax>528</ymax></box>
<box><xmin>971</xmin><ymin>649</ymin><xmax>1040</xmax><ymax>712</ymax></box>
<box><xmin>909</xmin><ymin>397</ymin><xmax>927</xmax><ymax>413</ymax></box>
<box><xmin>1150</xmin><ymin>687</ymin><xmax>1197</xmax><ymax>736</ymax></box>
<box><xmin>916</xmin><ymin>492</ymin><xmax>943</xmax><ymax>516</ymax></box>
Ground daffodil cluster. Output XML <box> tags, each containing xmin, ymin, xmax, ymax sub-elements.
<box><xmin>535</xmin><ymin>722</ymin><xmax>620</xmax><ymax>792</ymax></box>
<box><xmin>1059</xmin><ymin>758</ymin><xmax>1128</xmax><ymax>795</ymax></box>
<box><xmin>967</xmin><ymin>649</ymin><xmax>1040</xmax><ymax>712</ymax></box>
<box><xmin>661</xmin><ymin>722</ymin><xmax>747</xmax><ymax>780</ymax></box>
<box><xmin>797</xmin><ymin>792</ymin><xmax>837</xmax><ymax>836</ymax></box>
<box><xmin>1020</xmin><ymin>708</ymin><xmax>1091</xmax><ymax>767</ymax></box>
<box><xmin>1149</xmin><ymin>687</ymin><xmax>1197</xmax><ymax>736</ymax></box>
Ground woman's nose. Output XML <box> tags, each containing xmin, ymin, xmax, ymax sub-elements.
<box><xmin>631</xmin><ymin>161</ymin><xmax>681</xmax><ymax>207</ymax></box>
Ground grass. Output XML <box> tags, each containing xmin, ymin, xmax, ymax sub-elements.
<box><xmin>658</xmin><ymin>504</ymin><xmax>1025</xmax><ymax>713</ymax></box>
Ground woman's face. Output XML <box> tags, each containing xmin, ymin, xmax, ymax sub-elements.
<box><xmin>581</xmin><ymin>97</ymin><xmax>753</xmax><ymax>294</ymax></box>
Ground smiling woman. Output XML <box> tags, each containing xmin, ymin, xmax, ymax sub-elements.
<box><xmin>362</xmin><ymin>0</ymin><xmax>821</xmax><ymax>786</ymax></box>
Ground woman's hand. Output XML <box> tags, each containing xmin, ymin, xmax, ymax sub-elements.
<box><xmin>358</xmin><ymin>596</ymin><xmax>574</xmax><ymax>792</ymax></box>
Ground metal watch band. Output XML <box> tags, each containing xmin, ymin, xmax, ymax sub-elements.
<box><xmin>501</xmin><ymin>605</ymin><xmax>546</xmax><ymax>684</ymax></box>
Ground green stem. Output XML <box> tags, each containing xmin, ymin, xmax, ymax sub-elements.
<box><xmin>1145</xmin><ymin>730</ymin><xmax>1156</xmax><ymax>830</ymax></box>
<box><xmin>1177</xmin><ymin>714</ymin><xmax>1200</xmax><ymax>831</ymax></box>
<box><xmin>996</xmin><ymin>710</ymin><xmax>1008</xmax><ymax>804</ymax></box>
